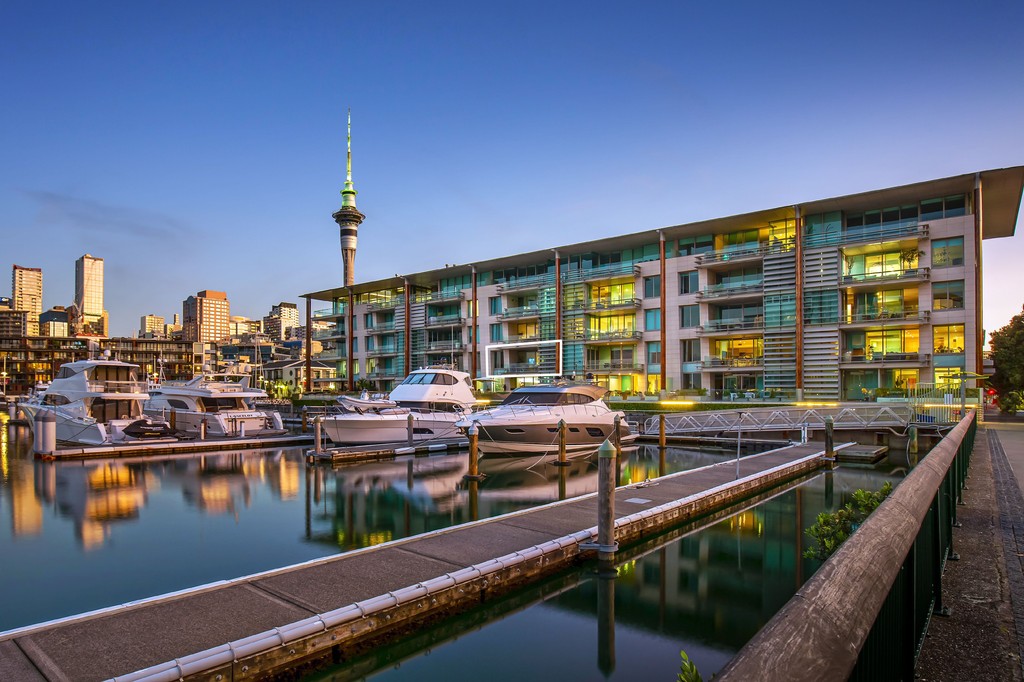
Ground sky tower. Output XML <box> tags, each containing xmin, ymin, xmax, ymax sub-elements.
<box><xmin>333</xmin><ymin>110</ymin><xmax>365</xmax><ymax>287</ymax></box>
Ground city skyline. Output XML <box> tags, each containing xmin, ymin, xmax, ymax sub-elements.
<box><xmin>2</xmin><ymin>2</ymin><xmax>1023</xmax><ymax>339</ymax></box>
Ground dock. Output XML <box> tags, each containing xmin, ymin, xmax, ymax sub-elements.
<box><xmin>308</xmin><ymin>437</ymin><xmax>469</xmax><ymax>464</ymax></box>
<box><xmin>0</xmin><ymin>440</ymin><xmax>848</xmax><ymax>682</ymax></box>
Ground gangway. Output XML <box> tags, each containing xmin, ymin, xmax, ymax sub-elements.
<box><xmin>641</xmin><ymin>404</ymin><xmax>918</xmax><ymax>436</ymax></box>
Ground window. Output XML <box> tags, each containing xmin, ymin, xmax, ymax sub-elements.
<box><xmin>934</xmin><ymin>367</ymin><xmax>964</xmax><ymax>385</ymax></box>
<box><xmin>679</xmin><ymin>271</ymin><xmax>699</xmax><ymax>294</ymax></box>
<box><xmin>643</xmin><ymin>276</ymin><xmax>661</xmax><ymax>298</ymax></box>
<box><xmin>352</xmin><ymin>338</ymin><xmax>358</xmax><ymax>352</ymax></box>
<box><xmin>677</xmin><ymin>235</ymin><xmax>714</xmax><ymax>256</ymax></box>
<box><xmin>921</xmin><ymin>195</ymin><xmax>967</xmax><ymax>221</ymax></box>
<box><xmin>680</xmin><ymin>338</ymin><xmax>700</xmax><ymax>363</ymax></box>
<box><xmin>489</xmin><ymin>297</ymin><xmax>502</xmax><ymax>315</ymax></box>
<box><xmin>804</xmin><ymin>289</ymin><xmax>838</xmax><ymax>325</ymax></box>
<box><xmin>932</xmin><ymin>238</ymin><xmax>964</xmax><ymax>267</ymax></box>
<box><xmin>644</xmin><ymin>309</ymin><xmax>661</xmax><ymax>331</ymax></box>
<box><xmin>489</xmin><ymin>324</ymin><xmax>503</xmax><ymax>342</ymax></box>
<box><xmin>364</xmin><ymin>313</ymin><xmax>373</xmax><ymax>328</ymax></box>
<box><xmin>679</xmin><ymin>305</ymin><xmax>700</xmax><ymax>328</ymax></box>
<box><xmin>646</xmin><ymin>341</ymin><xmax>662</xmax><ymax>365</ymax></box>
<box><xmin>933</xmin><ymin>281</ymin><xmax>965</xmax><ymax>310</ymax></box>
<box><xmin>933</xmin><ymin>325</ymin><xmax>965</xmax><ymax>353</ymax></box>
<box><xmin>764</xmin><ymin>294</ymin><xmax>796</xmax><ymax>327</ymax></box>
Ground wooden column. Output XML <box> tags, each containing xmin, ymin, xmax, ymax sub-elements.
<box><xmin>304</xmin><ymin>297</ymin><xmax>312</xmax><ymax>392</ymax></box>
<box><xmin>471</xmin><ymin>266</ymin><xmax>478</xmax><ymax>381</ymax></box>
<box><xmin>554</xmin><ymin>250</ymin><xmax>562</xmax><ymax>374</ymax></box>
<box><xmin>794</xmin><ymin>206</ymin><xmax>804</xmax><ymax>396</ymax></box>
<box><xmin>404</xmin><ymin>278</ymin><xmax>411</xmax><ymax>375</ymax></box>
<box><xmin>974</xmin><ymin>174</ymin><xmax>984</xmax><ymax>376</ymax></box>
<box><xmin>347</xmin><ymin>290</ymin><xmax>355</xmax><ymax>391</ymax></box>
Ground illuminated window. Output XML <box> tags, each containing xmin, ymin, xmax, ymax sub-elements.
<box><xmin>932</xmin><ymin>238</ymin><xmax>964</xmax><ymax>267</ymax></box>
<box><xmin>933</xmin><ymin>281</ymin><xmax>965</xmax><ymax>310</ymax></box>
<box><xmin>933</xmin><ymin>325</ymin><xmax>965</xmax><ymax>353</ymax></box>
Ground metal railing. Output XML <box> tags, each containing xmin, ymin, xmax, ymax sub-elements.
<box><xmin>424</xmin><ymin>315</ymin><xmax>463</xmax><ymax>327</ymax></box>
<box><xmin>804</xmin><ymin>220</ymin><xmax>928</xmax><ymax>248</ymax></box>
<box><xmin>697</xmin><ymin>318</ymin><xmax>764</xmax><ymax>334</ymax></box>
<box><xmin>700</xmin><ymin>356</ymin><xmax>764</xmax><ymax>369</ymax></box>
<box><xmin>562</xmin><ymin>262</ymin><xmax>640</xmax><ymax>284</ymax></box>
<box><xmin>496</xmin><ymin>273</ymin><xmax>555</xmax><ymax>291</ymax></box>
<box><xmin>842</xmin><ymin>267</ymin><xmax>930</xmax><ymax>285</ymax></box>
<box><xmin>87</xmin><ymin>380</ymin><xmax>150</xmax><ymax>394</ymax></box>
<box><xmin>843</xmin><ymin>308</ymin><xmax>929</xmax><ymax>324</ymax></box>
<box><xmin>567</xmin><ymin>297</ymin><xmax>642</xmax><ymax>311</ymax></box>
<box><xmin>500</xmin><ymin>305</ymin><xmax>541</xmax><ymax>319</ymax></box>
<box><xmin>841</xmin><ymin>351</ymin><xmax>930</xmax><ymax>364</ymax></box>
<box><xmin>641</xmin><ymin>404</ymin><xmax>917</xmax><ymax>435</ymax></box>
<box><xmin>312</xmin><ymin>308</ymin><xmax>344</xmax><ymax>319</ymax></box>
<box><xmin>695</xmin><ymin>238</ymin><xmax>795</xmax><ymax>266</ymax></box>
<box><xmin>583</xmin><ymin>362</ymin><xmax>645</xmax><ymax>373</ymax></box>
<box><xmin>717</xmin><ymin>411</ymin><xmax>976</xmax><ymax>681</ymax></box>
<box><xmin>697</xmin><ymin>281</ymin><xmax>764</xmax><ymax>299</ymax></box>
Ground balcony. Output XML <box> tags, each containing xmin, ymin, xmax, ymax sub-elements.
<box><xmin>366</xmin><ymin>346</ymin><xmax>399</xmax><ymax>358</ymax></box>
<box><xmin>496</xmin><ymin>273</ymin><xmax>555</xmax><ymax>292</ymax></box>
<box><xmin>697</xmin><ymin>281</ymin><xmax>764</xmax><ymax>300</ymax></box>
<box><xmin>841</xmin><ymin>268</ymin><xmax>930</xmax><ymax>289</ymax></box>
<box><xmin>364</xmin><ymin>323</ymin><xmax>396</xmax><ymax>335</ymax></box>
<box><xmin>840</xmin><ymin>351</ymin><xmax>931</xmax><ymax>365</ymax></box>
<box><xmin>424</xmin><ymin>314</ymin><xmax>464</xmax><ymax>329</ymax></box>
<box><xmin>312</xmin><ymin>328</ymin><xmax>344</xmax><ymax>340</ymax></box>
<box><xmin>700</xmin><ymin>356</ymin><xmax>764</xmax><ymax>370</ymax></box>
<box><xmin>492</xmin><ymin>361</ymin><xmax>559</xmax><ymax>376</ymax></box>
<box><xmin>695</xmin><ymin>238</ymin><xmax>794</xmax><ymax>268</ymax></box>
<box><xmin>583</xmin><ymin>362</ymin><xmax>645</xmax><ymax>374</ymax></box>
<box><xmin>426</xmin><ymin>340</ymin><xmax>463</xmax><ymax>352</ymax></box>
<box><xmin>314</xmin><ymin>350</ymin><xmax>347</xmax><ymax>361</ymax></box>
<box><xmin>842</xmin><ymin>308</ymin><xmax>929</xmax><ymax>327</ymax></box>
<box><xmin>570</xmin><ymin>297</ymin><xmax>641</xmax><ymax>313</ymax></box>
<box><xmin>697</xmin><ymin>318</ymin><xmax>765</xmax><ymax>336</ymax></box>
<box><xmin>366</xmin><ymin>298</ymin><xmax>402</xmax><ymax>311</ymax></box>
<box><xmin>500</xmin><ymin>305</ymin><xmax>541</xmax><ymax>320</ymax></box>
<box><xmin>312</xmin><ymin>307</ymin><xmax>344</xmax><ymax>320</ymax></box>
<box><xmin>574</xmin><ymin>329</ymin><xmax>643</xmax><ymax>343</ymax></box>
<box><xmin>365</xmin><ymin>369</ymin><xmax>402</xmax><ymax>379</ymax></box>
<box><xmin>563</xmin><ymin>262</ymin><xmax>641</xmax><ymax>284</ymax></box>
<box><xmin>502</xmin><ymin>333</ymin><xmax>544</xmax><ymax>344</ymax></box>
<box><xmin>416</xmin><ymin>290</ymin><xmax>465</xmax><ymax>304</ymax></box>
<box><xmin>805</xmin><ymin>221</ymin><xmax>928</xmax><ymax>249</ymax></box>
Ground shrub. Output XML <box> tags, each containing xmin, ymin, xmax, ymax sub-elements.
<box><xmin>804</xmin><ymin>481</ymin><xmax>894</xmax><ymax>560</ymax></box>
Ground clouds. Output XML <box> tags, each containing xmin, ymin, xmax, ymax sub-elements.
<box><xmin>24</xmin><ymin>190</ymin><xmax>191</xmax><ymax>242</ymax></box>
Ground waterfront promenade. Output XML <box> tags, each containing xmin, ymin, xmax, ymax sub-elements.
<box><xmin>917</xmin><ymin>411</ymin><xmax>1024</xmax><ymax>680</ymax></box>
<box><xmin>0</xmin><ymin>441</ymin><xmax>834</xmax><ymax>681</ymax></box>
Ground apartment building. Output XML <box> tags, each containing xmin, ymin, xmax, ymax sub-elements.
<box><xmin>12</xmin><ymin>265</ymin><xmax>42</xmax><ymax>336</ymax></box>
<box><xmin>182</xmin><ymin>290</ymin><xmax>230</xmax><ymax>343</ymax></box>
<box><xmin>303</xmin><ymin>167</ymin><xmax>1023</xmax><ymax>400</ymax></box>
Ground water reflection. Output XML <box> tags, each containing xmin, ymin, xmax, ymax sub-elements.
<box><xmin>308</xmin><ymin>467</ymin><xmax>903</xmax><ymax>682</ymax></box>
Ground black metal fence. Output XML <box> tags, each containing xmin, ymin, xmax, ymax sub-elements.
<box><xmin>717</xmin><ymin>411</ymin><xmax>976</xmax><ymax>681</ymax></box>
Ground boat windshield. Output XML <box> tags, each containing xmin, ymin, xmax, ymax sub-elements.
<box><xmin>400</xmin><ymin>373</ymin><xmax>458</xmax><ymax>386</ymax></box>
<box><xmin>499</xmin><ymin>391</ymin><xmax>594</xmax><ymax>407</ymax></box>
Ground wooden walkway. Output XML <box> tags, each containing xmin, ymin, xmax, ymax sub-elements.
<box><xmin>0</xmin><ymin>441</ymin><xmax>847</xmax><ymax>682</ymax></box>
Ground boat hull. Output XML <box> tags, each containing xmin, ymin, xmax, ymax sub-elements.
<box><xmin>144</xmin><ymin>408</ymin><xmax>286</xmax><ymax>438</ymax></box>
<box><xmin>470</xmin><ymin>419</ymin><xmax>636</xmax><ymax>455</ymax></box>
<box><xmin>20</xmin><ymin>403</ymin><xmax>171</xmax><ymax>446</ymax></box>
<box><xmin>321</xmin><ymin>412</ymin><xmax>462</xmax><ymax>445</ymax></box>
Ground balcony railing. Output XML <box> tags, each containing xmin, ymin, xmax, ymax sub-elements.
<box><xmin>366</xmin><ymin>346</ymin><xmax>399</xmax><ymax>357</ymax></box>
<box><xmin>365</xmin><ymin>369</ymin><xmax>402</xmax><ymax>379</ymax></box>
<box><xmin>578</xmin><ymin>329</ymin><xmax>643</xmax><ymax>342</ymax></box>
<box><xmin>415</xmin><ymin>290</ymin><xmax>465</xmax><ymax>304</ymax></box>
<box><xmin>500</xmin><ymin>305</ymin><xmax>541</xmax><ymax>319</ymax></box>
<box><xmin>583</xmin><ymin>362</ymin><xmax>645</xmax><ymax>373</ymax></box>
<box><xmin>496</xmin><ymin>273</ymin><xmax>555</xmax><ymax>292</ymax></box>
<box><xmin>364</xmin><ymin>323</ymin><xmax>396</xmax><ymax>334</ymax></box>
<box><xmin>504</xmin><ymin>333</ymin><xmax>543</xmax><ymax>343</ymax></box>
<box><xmin>424</xmin><ymin>314</ymin><xmax>464</xmax><ymax>328</ymax></box>
<box><xmin>697</xmin><ymin>318</ymin><xmax>765</xmax><ymax>334</ymax></box>
<box><xmin>841</xmin><ymin>267</ymin><xmax>930</xmax><ymax>286</ymax></box>
<box><xmin>367</xmin><ymin>298</ymin><xmax>402</xmax><ymax>311</ymax></box>
<box><xmin>312</xmin><ymin>329</ymin><xmax>344</xmax><ymax>340</ymax></box>
<box><xmin>841</xmin><ymin>351</ymin><xmax>931</xmax><ymax>364</ymax></box>
<box><xmin>700</xmin><ymin>356</ymin><xmax>764</xmax><ymax>369</ymax></box>
<box><xmin>313</xmin><ymin>308</ymin><xmax>344</xmax><ymax>319</ymax></box>
<box><xmin>695</xmin><ymin>238</ymin><xmax>794</xmax><ymax>266</ymax></box>
<box><xmin>697</xmin><ymin>281</ymin><xmax>764</xmax><ymax>299</ymax></box>
<box><xmin>492</xmin><ymin>362</ymin><xmax>559</xmax><ymax>375</ymax></box>
<box><xmin>563</xmin><ymin>262</ymin><xmax>641</xmax><ymax>284</ymax></box>
<box><xmin>843</xmin><ymin>308</ymin><xmax>929</xmax><ymax>325</ymax></box>
<box><xmin>805</xmin><ymin>220</ymin><xmax>928</xmax><ymax>249</ymax></box>
<box><xmin>569</xmin><ymin>297</ymin><xmax>642</xmax><ymax>312</ymax></box>
<box><xmin>426</xmin><ymin>340</ymin><xmax>463</xmax><ymax>352</ymax></box>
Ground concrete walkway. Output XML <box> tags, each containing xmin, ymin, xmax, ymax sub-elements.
<box><xmin>917</xmin><ymin>410</ymin><xmax>1024</xmax><ymax>681</ymax></box>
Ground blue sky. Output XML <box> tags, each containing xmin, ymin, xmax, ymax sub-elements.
<box><xmin>2</xmin><ymin>1</ymin><xmax>1023</xmax><ymax>338</ymax></box>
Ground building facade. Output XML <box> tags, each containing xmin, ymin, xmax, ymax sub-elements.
<box><xmin>140</xmin><ymin>314</ymin><xmax>165</xmax><ymax>337</ymax></box>
<box><xmin>304</xmin><ymin>168</ymin><xmax>1023</xmax><ymax>400</ymax></box>
<box><xmin>182</xmin><ymin>290</ymin><xmax>230</xmax><ymax>343</ymax></box>
<box><xmin>74</xmin><ymin>254</ymin><xmax>107</xmax><ymax>337</ymax></box>
<box><xmin>262</xmin><ymin>302</ymin><xmax>300</xmax><ymax>341</ymax></box>
<box><xmin>12</xmin><ymin>265</ymin><xmax>43</xmax><ymax>336</ymax></box>
<box><xmin>40</xmin><ymin>307</ymin><xmax>70</xmax><ymax>337</ymax></box>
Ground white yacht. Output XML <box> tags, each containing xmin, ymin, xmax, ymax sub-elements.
<box><xmin>19</xmin><ymin>356</ymin><xmax>175</xmax><ymax>446</ymax></box>
<box><xmin>455</xmin><ymin>382</ymin><xmax>635</xmax><ymax>455</ymax></box>
<box><xmin>321</xmin><ymin>366</ymin><xmax>477</xmax><ymax>445</ymax></box>
<box><xmin>144</xmin><ymin>367</ymin><xmax>286</xmax><ymax>438</ymax></box>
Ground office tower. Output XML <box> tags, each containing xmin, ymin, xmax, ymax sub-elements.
<box><xmin>183</xmin><ymin>290</ymin><xmax>230</xmax><ymax>343</ymax></box>
<box><xmin>74</xmin><ymin>254</ymin><xmax>107</xmax><ymax>336</ymax></box>
<box><xmin>140</xmin><ymin>314</ymin><xmax>165</xmax><ymax>338</ymax></box>
<box><xmin>40</xmin><ymin>306</ymin><xmax>70</xmax><ymax>337</ymax></box>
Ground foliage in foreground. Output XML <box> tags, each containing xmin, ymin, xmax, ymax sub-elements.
<box><xmin>804</xmin><ymin>482</ymin><xmax>894</xmax><ymax>560</ymax></box>
<box><xmin>990</xmin><ymin>310</ymin><xmax>1024</xmax><ymax>411</ymax></box>
<box><xmin>678</xmin><ymin>650</ymin><xmax>703</xmax><ymax>682</ymax></box>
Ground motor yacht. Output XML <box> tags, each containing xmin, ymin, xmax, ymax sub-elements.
<box><xmin>144</xmin><ymin>366</ymin><xmax>286</xmax><ymax>438</ymax></box>
<box><xmin>321</xmin><ymin>366</ymin><xmax>477</xmax><ymax>445</ymax></box>
<box><xmin>19</xmin><ymin>356</ymin><xmax>175</xmax><ymax>446</ymax></box>
<box><xmin>455</xmin><ymin>382</ymin><xmax>635</xmax><ymax>455</ymax></box>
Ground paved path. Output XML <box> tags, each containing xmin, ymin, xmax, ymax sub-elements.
<box><xmin>0</xmin><ymin>442</ymin><xmax>831</xmax><ymax>682</ymax></box>
<box><xmin>917</xmin><ymin>411</ymin><xmax>1024</xmax><ymax>681</ymax></box>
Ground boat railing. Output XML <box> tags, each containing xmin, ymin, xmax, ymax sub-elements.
<box><xmin>87</xmin><ymin>380</ymin><xmax>150</xmax><ymax>394</ymax></box>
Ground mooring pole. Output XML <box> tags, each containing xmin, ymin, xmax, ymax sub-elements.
<box><xmin>407</xmin><ymin>413</ymin><xmax>414</xmax><ymax>447</ymax></box>
<box><xmin>313</xmin><ymin>416</ymin><xmax>323</xmax><ymax>454</ymax></box>
<box><xmin>554</xmin><ymin>419</ymin><xmax>570</xmax><ymax>466</ymax></box>
<box><xmin>825</xmin><ymin>415</ymin><xmax>835</xmax><ymax>469</ymax></box>
<box><xmin>909</xmin><ymin>424</ymin><xmax>918</xmax><ymax>455</ymax></box>
<box><xmin>659</xmin><ymin>413</ymin><xmax>666</xmax><ymax>449</ymax></box>
<box><xmin>464</xmin><ymin>423</ymin><xmax>483</xmax><ymax>481</ymax></box>
<box><xmin>301</xmin><ymin>406</ymin><xmax>308</xmax><ymax>433</ymax></box>
<box><xmin>735</xmin><ymin>411</ymin><xmax>743</xmax><ymax>479</ymax></box>
<box><xmin>595</xmin><ymin>439</ymin><xmax>618</xmax><ymax>562</ymax></box>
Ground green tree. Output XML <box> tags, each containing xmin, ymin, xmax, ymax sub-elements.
<box><xmin>990</xmin><ymin>310</ymin><xmax>1024</xmax><ymax>412</ymax></box>
<box><xmin>804</xmin><ymin>482</ymin><xmax>893</xmax><ymax>560</ymax></box>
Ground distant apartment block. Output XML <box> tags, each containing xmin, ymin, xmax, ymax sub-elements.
<box><xmin>263</xmin><ymin>302</ymin><xmax>300</xmax><ymax>341</ymax></box>
<box><xmin>12</xmin><ymin>265</ymin><xmax>42</xmax><ymax>336</ymax></box>
<box><xmin>304</xmin><ymin>167</ymin><xmax>1024</xmax><ymax>400</ymax></box>
<box><xmin>229</xmin><ymin>316</ymin><xmax>262</xmax><ymax>336</ymax></box>
<box><xmin>140</xmin><ymin>314</ymin><xmax>166</xmax><ymax>338</ymax></box>
<box><xmin>183</xmin><ymin>290</ymin><xmax>230</xmax><ymax>343</ymax></box>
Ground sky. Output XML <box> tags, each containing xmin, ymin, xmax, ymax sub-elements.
<box><xmin>2</xmin><ymin>1</ymin><xmax>1023</xmax><ymax>339</ymax></box>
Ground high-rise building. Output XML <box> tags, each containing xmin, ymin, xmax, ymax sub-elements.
<box><xmin>183</xmin><ymin>290</ymin><xmax>230</xmax><ymax>343</ymax></box>
<box><xmin>12</xmin><ymin>265</ymin><xmax>42</xmax><ymax>336</ymax></box>
<box><xmin>304</xmin><ymin>166</ymin><xmax>1024</xmax><ymax>398</ymax></box>
<box><xmin>74</xmin><ymin>254</ymin><xmax>107</xmax><ymax>337</ymax></box>
<box><xmin>40</xmin><ymin>306</ymin><xmax>70</xmax><ymax>337</ymax></box>
<box><xmin>229</xmin><ymin>316</ymin><xmax>262</xmax><ymax>336</ymax></box>
<box><xmin>263</xmin><ymin>302</ymin><xmax>300</xmax><ymax>341</ymax></box>
<box><xmin>140</xmin><ymin>314</ymin><xmax>165</xmax><ymax>338</ymax></box>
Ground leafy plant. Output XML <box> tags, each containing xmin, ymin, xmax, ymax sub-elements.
<box><xmin>998</xmin><ymin>390</ymin><xmax>1023</xmax><ymax>415</ymax></box>
<box><xmin>677</xmin><ymin>650</ymin><xmax>703</xmax><ymax>682</ymax></box>
<box><xmin>804</xmin><ymin>482</ymin><xmax>894</xmax><ymax>560</ymax></box>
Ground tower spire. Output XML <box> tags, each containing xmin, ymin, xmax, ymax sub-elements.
<box><xmin>333</xmin><ymin>108</ymin><xmax>366</xmax><ymax>288</ymax></box>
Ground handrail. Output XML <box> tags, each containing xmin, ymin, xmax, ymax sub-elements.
<box><xmin>716</xmin><ymin>410</ymin><xmax>976</xmax><ymax>680</ymax></box>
